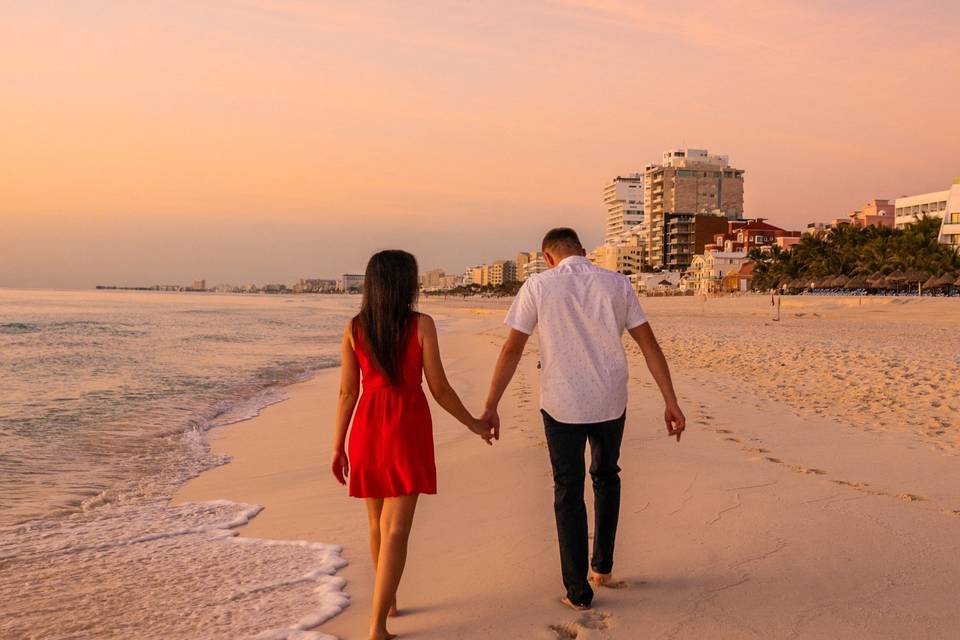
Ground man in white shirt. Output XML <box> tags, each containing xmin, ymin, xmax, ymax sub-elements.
<box><xmin>482</xmin><ymin>227</ymin><xmax>686</xmax><ymax>610</ymax></box>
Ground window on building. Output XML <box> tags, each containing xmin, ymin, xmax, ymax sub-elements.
<box><xmin>950</xmin><ymin>213</ymin><xmax>960</xmax><ymax>224</ymax></box>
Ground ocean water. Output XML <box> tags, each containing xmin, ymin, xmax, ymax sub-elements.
<box><xmin>0</xmin><ymin>289</ymin><xmax>358</xmax><ymax>639</ymax></box>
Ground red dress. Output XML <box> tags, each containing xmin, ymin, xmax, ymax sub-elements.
<box><xmin>348</xmin><ymin>314</ymin><xmax>437</xmax><ymax>498</ymax></box>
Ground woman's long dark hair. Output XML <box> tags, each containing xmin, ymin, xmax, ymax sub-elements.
<box><xmin>354</xmin><ymin>250</ymin><xmax>419</xmax><ymax>384</ymax></box>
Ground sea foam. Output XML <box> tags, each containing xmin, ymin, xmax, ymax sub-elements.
<box><xmin>0</xmin><ymin>498</ymin><xmax>349</xmax><ymax>639</ymax></box>
<box><xmin>0</xmin><ymin>500</ymin><xmax>349</xmax><ymax>640</ymax></box>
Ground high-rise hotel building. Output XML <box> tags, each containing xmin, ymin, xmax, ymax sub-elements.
<box><xmin>642</xmin><ymin>148</ymin><xmax>744</xmax><ymax>270</ymax></box>
<box><xmin>516</xmin><ymin>251</ymin><xmax>547</xmax><ymax>281</ymax></box>
<box><xmin>604</xmin><ymin>173</ymin><xmax>644</xmax><ymax>243</ymax></box>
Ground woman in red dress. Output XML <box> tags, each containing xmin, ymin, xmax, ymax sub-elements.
<box><xmin>331</xmin><ymin>250</ymin><xmax>493</xmax><ymax>640</ymax></box>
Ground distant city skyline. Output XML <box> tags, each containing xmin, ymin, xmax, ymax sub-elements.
<box><xmin>2</xmin><ymin>1</ymin><xmax>958</xmax><ymax>288</ymax></box>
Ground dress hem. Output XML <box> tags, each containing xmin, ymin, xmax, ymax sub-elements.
<box><xmin>349</xmin><ymin>489</ymin><xmax>437</xmax><ymax>499</ymax></box>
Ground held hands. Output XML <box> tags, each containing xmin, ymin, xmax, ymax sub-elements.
<box><xmin>331</xmin><ymin>447</ymin><xmax>349</xmax><ymax>484</ymax></box>
<box><xmin>468</xmin><ymin>415</ymin><xmax>495</xmax><ymax>445</ymax></box>
<box><xmin>665</xmin><ymin>402</ymin><xmax>686</xmax><ymax>442</ymax></box>
<box><xmin>467</xmin><ymin>406</ymin><xmax>500</xmax><ymax>446</ymax></box>
<box><xmin>480</xmin><ymin>407</ymin><xmax>500</xmax><ymax>441</ymax></box>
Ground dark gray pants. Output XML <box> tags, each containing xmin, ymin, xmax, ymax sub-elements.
<box><xmin>542</xmin><ymin>409</ymin><xmax>625</xmax><ymax>607</ymax></box>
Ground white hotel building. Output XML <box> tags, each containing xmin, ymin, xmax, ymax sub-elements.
<box><xmin>894</xmin><ymin>179</ymin><xmax>960</xmax><ymax>248</ymax></box>
<box><xmin>604</xmin><ymin>173</ymin><xmax>644</xmax><ymax>243</ymax></box>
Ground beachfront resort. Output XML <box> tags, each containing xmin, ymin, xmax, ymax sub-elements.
<box><xmin>427</xmin><ymin>148</ymin><xmax>960</xmax><ymax>298</ymax></box>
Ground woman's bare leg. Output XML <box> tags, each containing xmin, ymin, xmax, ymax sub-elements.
<box><xmin>365</xmin><ymin>498</ymin><xmax>384</xmax><ymax>564</ymax></box>
<box><xmin>365</xmin><ymin>499</ymin><xmax>397</xmax><ymax>617</ymax></box>
<box><xmin>369</xmin><ymin>494</ymin><xmax>419</xmax><ymax>640</ymax></box>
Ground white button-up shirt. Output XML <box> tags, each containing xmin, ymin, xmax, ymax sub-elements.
<box><xmin>504</xmin><ymin>255</ymin><xmax>648</xmax><ymax>424</ymax></box>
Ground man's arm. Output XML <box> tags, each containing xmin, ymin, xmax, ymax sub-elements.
<box><xmin>481</xmin><ymin>329</ymin><xmax>530</xmax><ymax>439</ymax></box>
<box><xmin>627</xmin><ymin>322</ymin><xmax>686</xmax><ymax>441</ymax></box>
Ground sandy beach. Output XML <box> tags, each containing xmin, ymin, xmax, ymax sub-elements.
<box><xmin>174</xmin><ymin>295</ymin><xmax>960</xmax><ymax>639</ymax></box>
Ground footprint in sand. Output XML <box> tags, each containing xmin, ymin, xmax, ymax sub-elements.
<box><xmin>744</xmin><ymin>447</ymin><xmax>770</xmax><ymax>454</ymax></box>
<box><xmin>896</xmin><ymin>493</ymin><xmax>927</xmax><ymax>502</ymax></box>
<box><xmin>592</xmin><ymin>577</ymin><xmax>629</xmax><ymax>589</ymax></box>
<box><xmin>548</xmin><ymin>611</ymin><xmax>612</xmax><ymax>638</ymax></box>
<box><xmin>764</xmin><ymin>457</ymin><xmax>783</xmax><ymax>464</ymax></box>
<box><xmin>548</xmin><ymin>623</ymin><xmax>578</xmax><ymax>639</ymax></box>
<box><xmin>790</xmin><ymin>465</ymin><xmax>826</xmax><ymax>475</ymax></box>
<box><xmin>578</xmin><ymin>611</ymin><xmax>612</xmax><ymax>630</ymax></box>
<box><xmin>723</xmin><ymin>436</ymin><xmax>741</xmax><ymax>443</ymax></box>
<box><xmin>832</xmin><ymin>479</ymin><xmax>869</xmax><ymax>489</ymax></box>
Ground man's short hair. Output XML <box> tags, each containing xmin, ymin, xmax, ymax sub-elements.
<box><xmin>541</xmin><ymin>227</ymin><xmax>583</xmax><ymax>253</ymax></box>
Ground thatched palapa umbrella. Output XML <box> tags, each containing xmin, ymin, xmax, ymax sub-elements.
<box><xmin>866</xmin><ymin>271</ymin><xmax>885</xmax><ymax>288</ymax></box>
<box><xmin>885</xmin><ymin>269</ymin><xmax>906</xmax><ymax>292</ymax></box>
<box><xmin>903</xmin><ymin>269</ymin><xmax>928</xmax><ymax>285</ymax></box>
<box><xmin>833</xmin><ymin>274</ymin><xmax>850</xmax><ymax>288</ymax></box>
<box><xmin>922</xmin><ymin>275</ymin><xmax>941</xmax><ymax>290</ymax></box>
<box><xmin>935</xmin><ymin>272</ymin><xmax>956</xmax><ymax>287</ymax></box>
<box><xmin>874</xmin><ymin>276</ymin><xmax>893</xmax><ymax>290</ymax></box>
<box><xmin>936</xmin><ymin>273</ymin><xmax>957</xmax><ymax>294</ymax></box>
<box><xmin>845</xmin><ymin>275</ymin><xmax>868</xmax><ymax>290</ymax></box>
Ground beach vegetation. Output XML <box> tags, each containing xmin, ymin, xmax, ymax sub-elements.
<box><xmin>748</xmin><ymin>216</ymin><xmax>960</xmax><ymax>290</ymax></box>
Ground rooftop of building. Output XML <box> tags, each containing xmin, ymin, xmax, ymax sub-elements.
<box><xmin>728</xmin><ymin>218</ymin><xmax>786</xmax><ymax>232</ymax></box>
<box><xmin>703</xmin><ymin>250</ymin><xmax>748</xmax><ymax>258</ymax></box>
<box><xmin>895</xmin><ymin>189</ymin><xmax>951</xmax><ymax>203</ymax></box>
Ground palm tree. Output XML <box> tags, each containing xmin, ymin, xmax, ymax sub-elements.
<box><xmin>743</xmin><ymin>216</ymin><xmax>959</xmax><ymax>292</ymax></box>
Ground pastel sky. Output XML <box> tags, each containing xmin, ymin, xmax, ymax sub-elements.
<box><xmin>2</xmin><ymin>0</ymin><xmax>959</xmax><ymax>288</ymax></box>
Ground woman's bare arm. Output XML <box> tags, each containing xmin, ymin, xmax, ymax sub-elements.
<box><xmin>420</xmin><ymin>314</ymin><xmax>492</xmax><ymax>442</ymax></box>
<box><xmin>331</xmin><ymin>320</ymin><xmax>360</xmax><ymax>483</ymax></box>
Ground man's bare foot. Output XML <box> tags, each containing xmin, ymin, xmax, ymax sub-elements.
<box><xmin>388</xmin><ymin>598</ymin><xmax>399</xmax><ymax>617</ymax></box>
<box><xmin>589</xmin><ymin>572</ymin><xmax>628</xmax><ymax>589</ymax></box>
<box><xmin>368</xmin><ymin>628</ymin><xmax>397</xmax><ymax>640</ymax></box>
<box><xmin>589</xmin><ymin>571</ymin><xmax>611</xmax><ymax>586</ymax></box>
<box><xmin>561</xmin><ymin>596</ymin><xmax>591</xmax><ymax>611</ymax></box>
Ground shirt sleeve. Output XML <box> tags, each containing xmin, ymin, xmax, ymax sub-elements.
<box><xmin>624</xmin><ymin>279</ymin><xmax>648</xmax><ymax>329</ymax></box>
<box><xmin>504</xmin><ymin>279</ymin><xmax>538</xmax><ymax>335</ymax></box>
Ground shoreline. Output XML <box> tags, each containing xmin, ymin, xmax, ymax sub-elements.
<box><xmin>174</xmin><ymin>296</ymin><xmax>960</xmax><ymax>639</ymax></box>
